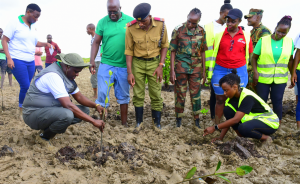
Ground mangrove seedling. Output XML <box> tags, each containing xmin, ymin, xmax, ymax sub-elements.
<box><xmin>100</xmin><ymin>70</ymin><xmax>114</xmax><ymax>154</ymax></box>
<box><xmin>201</xmin><ymin>108</ymin><xmax>209</xmax><ymax>116</ymax></box>
<box><xmin>177</xmin><ymin>161</ymin><xmax>253</xmax><ymax>183</ymax></box>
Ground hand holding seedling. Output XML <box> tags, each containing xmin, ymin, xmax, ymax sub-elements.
<box><xmin>96</xmin><ymin>105</ymin><xmax>104</xmax><ymax>114</ymax></box>
<box><xmin>93</xmin><ymin>119</ymin><xmax>105</xmax><ymax>132</ymax></box>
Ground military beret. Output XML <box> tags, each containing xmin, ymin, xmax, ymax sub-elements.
<box><xmin>244</xmin><ymin>9</ymin><xmax>264</xmax><ymax>19</ymax></box>
<box><xmin>133</xmin><ymin>3</ymin><xmax>151</xmax><ymax>21</ymax></box>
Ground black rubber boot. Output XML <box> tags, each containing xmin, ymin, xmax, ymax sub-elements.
<box><xmin>195</xmin><ymin>118</ymin><xmax>201</xmax><ymax>128</ymax></box>
<box><xmin>152</xmin><ymin>110</ymin><xmax>161</xmax><ymax>129</ymax></box>
<box><xmin>40</xmin><ymin>128</ymin><xmax>57</xmax><ymax>141</ymax></box>
<box><xmin>135</xmin><ymin>106</ymin><xmax>143</xmax><ymax>128</ymax></box>
<box><xmin>176</xmin><ymin>118</ymin><xmax>182</xmax><ymax>127</ymax></box>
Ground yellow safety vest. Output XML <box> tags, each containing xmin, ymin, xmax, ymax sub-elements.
<box><xmin>207</xmin><ymin>30</ymin><xmax>250</xmax><ymax>79</ymax></box>
<box><xmin>257</xmin><ymin>35</ymin><xmax>293</xmax><ymax>84</ymax></box>
<box><xmin>225</xmin><ymin>88</ymin><xmax>279</xmax><ymax>129</ymax></box>
<box><xmin>204</xmin><ymin>22</ymin><xmax>214</xmax><ymax>76</ymax></box>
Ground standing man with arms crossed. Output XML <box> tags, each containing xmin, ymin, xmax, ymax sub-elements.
<box><xmin>244</xmin><ymin>9</ymin><xmax>271</xmax><ymax>93</ymax></box>
<box><xmin>205</xmin><ymin>0</ymin><xmax>233</xmax><ymax>125</ymax></box>
<box><xmin>126</xmin><ymin>3</ymin><xmax>169</xmax><ymax>129</ymax></box>
<box><xmin>90</xmin><ymin>0</ymin><xmax>134</xmax><ymax>126</ymax></box>
<box><xmin>0</xmin><ymin>28</ymin><xmax>13</xmax><ymax>89</ymax></box>
<box><xmin>45</xmin><ymin>34</ymin><xmax>61</xmax><ymax>67</ymax></box>
<box><xmin>87</xmin><ymin>23</ymin><xmax>102</xmax><ymax>99</ymax></box>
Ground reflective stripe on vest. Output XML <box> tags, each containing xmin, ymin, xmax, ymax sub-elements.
<box><xmin>257</xmin><ymin>35</ymin><xmax>293</xmax><ymax>84</ymax></box>
<box><xmin>225</xmin><ymin>88</ymin><xmax>279</xmax><ymax>129</ymax></box>
<box><xmin>207</xmin><ymin>30</ymin><xmax>250</xmax><ymax>79</ymax></box>
<box><xmin>204</xmin><ymin>22</ymin><xmax>214</xmax><ymax>76</ymax></box>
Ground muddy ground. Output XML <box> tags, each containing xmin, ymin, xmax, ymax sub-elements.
<box><xmin>0</xmin><ymin>68</ymin><xmax>299</xmax><ymax>184</ymax></box>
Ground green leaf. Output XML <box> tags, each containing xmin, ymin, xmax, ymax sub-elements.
<box><xmin>216</xmin><ymin>161</ymin><xmax>221</xmax><ymax>172</ymax></box>
<box><xmin>109</xmin><ymin>70</ymin><xmax>113</xmax><ymax>76</ymax></box>
<box><xmin>105</xmin><ymin>97</ymin><xmax>108</xmax><ymax>104</ymax></box>
<box><xmin>236</xmin><ymin>167</ymin><xmax>245</xmax><ymax>176</ymax></box>
<box><xmin>105</xmin><ymin>81</ymin><xmax>108</xmax><ymax>85</ymax></box>
<box><xmin>185</xmin><ymin>167</ymin><xmax>197</xmax><ymax>179</ymax></box>
<box><xmin>238</xmin><ymin>166</ymin><xmax>253</xmax><ymax>175</ymax></box>
<box><xmin>216</xmin><ymin>175</ymin><xmax>231</xmax><ymax>183</ymax></box>
<box><xmin>109</xmin><ymin>83</ymin><xmax>114</xmax><ymax>87</ymax></box>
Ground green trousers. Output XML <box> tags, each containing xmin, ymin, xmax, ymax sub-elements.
<box><xmin>132</xmin><ymin>57</ymin><xmax>163</xmax><ymax>111</ymax></box>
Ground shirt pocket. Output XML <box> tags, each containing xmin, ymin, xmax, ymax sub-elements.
<box><xmin>149</xmin><ymin>36</ymin><xmax>160</xmax><ymax>50</ymax></box>
<box><xmin>134</xmin><ymin>38</ymin><xmax>146</xmax><ymax>50</ymax></box>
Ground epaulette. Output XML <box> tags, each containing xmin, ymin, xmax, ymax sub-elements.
<box><xmin>199</xmin><ymin>24</ymin><xmax>205</xmax><ymax>32</ymax></box>
<box><xmin>154</xmin><ymin>17</ymin><xmax>165</xmax><ymax>22</ymax></box>
<box><xmin>174</xmin><ymin>24</ymin><xmax>183</xmax><ymax>31</ymax></box>
<box><xmin>127</xmin><ymin>20</ymin><xmax>137</xmax><ymax>27</ymax></box>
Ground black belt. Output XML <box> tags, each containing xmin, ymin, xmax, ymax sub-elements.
<box><xmin>135</xmin><ymin>55</ymin><xmax>159</xmax><ymax>61</ymax></box>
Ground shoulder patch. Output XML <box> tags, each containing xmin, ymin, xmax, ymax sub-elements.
<box><xmin>127</xmin><ymin>20</ymin><xmax>137</xmax><ymax>27</ymax></box>
<box><xmin>174</xmin><ymin>24</ymin><xmax>183</xmax><ymax>31</ymax></box>
<box><xmin>198</xmin><ymin>25</ymin><xmax>205</xmax><ymax>31</ymax></box>
<box><xmin>154</xmin><ymin>17</ymin><xmax>165</xmax><ymax>22</ymax></box>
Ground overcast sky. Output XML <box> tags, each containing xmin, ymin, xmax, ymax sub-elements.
<box><xmin>1</xmin><ymin>0</ymin><xmax>299</xmax><ymax>58</ymax></box>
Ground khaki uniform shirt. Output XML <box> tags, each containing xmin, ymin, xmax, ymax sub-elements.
<box><xmin>125</xmin><ymin>18</ymin><xmax>169</xmax><ymax>58</ymax></box>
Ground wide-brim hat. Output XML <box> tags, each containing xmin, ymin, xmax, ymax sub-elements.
<box><xmin>55</xmin><ymin>53</ymin><xmax>90</xmax><ymax>68</ymax></box>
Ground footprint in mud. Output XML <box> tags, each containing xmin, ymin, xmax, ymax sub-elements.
<box><xmin>214</xmin><ymin>137</ymin><xmax>265</xmax><ymax>159</ymax></box>
<box><xmin>56</xmin><ymin>142</ymin><xmax>143</xmax><ymax>168</ymax></box>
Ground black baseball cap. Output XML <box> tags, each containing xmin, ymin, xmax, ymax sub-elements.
<box><xmin>133</xmin><ymin>3</ymin><xmax>151</xmax><ymax>21</ymax></box>
<box><xmin>226</xmin><ymin>8</ymin><xmax>243</xmax><ymax>20</ymax></box>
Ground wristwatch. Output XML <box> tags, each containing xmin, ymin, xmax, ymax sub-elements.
<box><xmin>214</xmin><ymin>125</ymin><xmax>219</xmax><ymax>130</ymax></box>
<box><xmin>159</xmin><ymin>63</ymin><xmax>165</xmax><ymax>67</ymax></box>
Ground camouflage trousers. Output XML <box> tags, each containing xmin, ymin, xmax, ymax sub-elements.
<box><xmin>246</xmin><ymin>69</ymin><xmax>257</xmax><ymax>93</ymax></box>
<box><xmin>175</xmin><ymin>72</ymin><xmax>201</xmax><ymax>118</ymax></box>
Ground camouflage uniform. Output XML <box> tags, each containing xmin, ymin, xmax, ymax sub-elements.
<box><xmin>244</xmin><ymin>9</ymin><xmax>271</xmax><ymax>93</ymax></box>
<box><xmin>169</xmin><ymin>23</ymin><xmax>207</xmax><ymax>118</ymax></box>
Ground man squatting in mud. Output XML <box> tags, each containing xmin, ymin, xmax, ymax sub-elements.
<box><xmin>125</xmin><ymin>3</ymin><xmax>169</xmax><ymax>129</ymax></box>
<box><xmin>22</xmin><ymin>53</ymin><xmax>105</xmax><ymax>141</ymax></box>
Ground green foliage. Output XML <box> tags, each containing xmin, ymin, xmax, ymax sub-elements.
<box><xmin>185</xmin><ymin>167</ymin><xmax>197</xmax><ymax>179</ymax></box>
<box><xmin>116</xmin><ymin>111</ymin><xmax>120</xmax><ymax>115</ymax></box>
<box><xmin>163</xmin><ymin>51</ymin><xmax>171</xmax><ymax>87</ymax></box>
<box><xmin>177</xmin><ymin>161</ymin><xmax>253</xmax><ymax>183</ymax></box>
<box><xmin>201</xmin><ymin>108</ymin><xmax>209</xmax><ymax>115</ymax></box>
<box><xmin>41</xmin><ymin>56</ymin><xmax>46</xmax><ymax>61</ymax></box>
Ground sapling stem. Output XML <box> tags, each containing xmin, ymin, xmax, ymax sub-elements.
<box><xmin>179</xmin><ymin>171</ymin><xmax>237</xmax><ymax>183</ymax></box>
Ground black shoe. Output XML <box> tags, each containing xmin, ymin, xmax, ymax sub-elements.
<box><xmin>176</xmin><ymin>118</ymin><xmax>182</xmax><ymax>127</ymax></box>
<box><xmin>195</xmin><ymin>118</ymin><xmax>201</xmax><ymax>128</ymax></box>
<box><xmin>135</xmin><ymin>106</ymin><xmax>143</xmax><ymax>128</ymax></box>
<box><xmin>152</xmin><ymin>110</ymin><xmax>161</xmax><ymax>129</ymax></box>
<box><xmin>40</xmin><ymin>128</ymin><xmax>57</xmax><ymax>141</ymax></box>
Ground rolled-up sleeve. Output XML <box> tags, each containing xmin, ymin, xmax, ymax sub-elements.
<box><xmin>169</xmin><ymin>29</ymin><xmax>178</xmax><ymax>52</ymax></box>
<box><xmin>160</xmin><ymin>24</ymin><xmax>169</xmax><ymax>48</ymax></box>
<box><xmin>125</xmin><ymin>28</ymin><xmax>134</xmax><ymax>56</ymax></box>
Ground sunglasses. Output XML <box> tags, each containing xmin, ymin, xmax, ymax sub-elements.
<box><xmin>229</xmin><ymin>40</ymin><xmax>234</xmax><ymax>51</ymax></box>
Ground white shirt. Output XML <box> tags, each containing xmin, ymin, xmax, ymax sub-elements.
<box><xmin>4</xmin><ymin>16</ymin><xmax>38</xmax><ymax>62</ymax></box>
<box><xmin>91</xmin><ymin>36</ymin><xmax>102</xmax><ymax>62</ymax></box>
<box><xmin>35</xmin><ymin>72</ymin><xmax>79</xmax><ymax>99</ymax></box>
<box><xmin>213</xmin><ymin>20</ymin><xmax>227</xmax><ymax>36</ymax></box>
<box><xmin>294</xmin><ymin>32</ymin><xmax>300</xmax><ymax>49</ymax></box>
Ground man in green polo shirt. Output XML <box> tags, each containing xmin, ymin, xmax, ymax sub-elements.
<box><xmin>90</xmin><ymin>0</ymin><xmax>134</xmax><ymax>126</ymax></box>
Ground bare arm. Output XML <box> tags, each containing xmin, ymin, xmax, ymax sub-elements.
<box><xmin>72</xmin><ymin>91</ymin><xmax>103</xmax><ymax>111</ymax></box>
<box><xmin>291</xmin><ymin>49</ymin><xmax>300</xmax><ymax>86</ymax></box>
<box><xmin>58</xmin><ymin>96</ymin><xmax>105</xmax><ymax>132</ymax></box>
<box><xmin>251</xmin><ymin>53</ymin><xmax>260</xmax><ymax>86</ymax></box>
<box><xmin>1</xmin><ymin>36</ymin><xmax>14</xmax><ymax>69</ymax></box>
<box><xmin>36</xmin><ymin>41</ymin><xmax>51</xmax><ymax>48</ymax></box>
<box><xmin>90</xmin><ymin>34</ymin><xmax>103</xmax><ymax>74</ymax></box>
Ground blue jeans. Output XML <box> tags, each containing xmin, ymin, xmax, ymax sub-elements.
<box><xmin>211</xmin><ymin>64</ymin><xmax>248</xmax><ymax>95</ymax></box>
<box><xmin>95</xmin><ymin>63</ymin><xmax>130</xmax><ymax>107</ymax></box>
<box><xmin>10</xmin><ymin>59</ymin><xmax>35</xmax><ymax>107</ymax></box>
<box><xmin>45</xmin><ymin>63</ymin><xmax>52</xmax><ymax>67</ymax></box>
<box><xmin>296</xmin><ymin>70</ymin><xmax>300</xmax><ymax>121</ymax></box>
